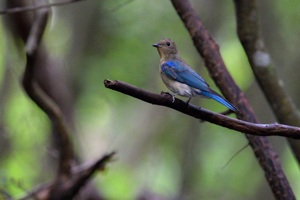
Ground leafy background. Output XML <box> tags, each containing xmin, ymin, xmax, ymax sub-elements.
<box><xmin>0</xmin><ymin>0</ymin><xmax>299</xmax><ymax>199</ymax></box>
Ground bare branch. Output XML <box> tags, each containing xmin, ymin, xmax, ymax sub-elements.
<box><xmin>0</xmin><ymin>0</ymin><xmax>86</xmax><ymax>15</ymax></box>
<box><xmin>233</xmin><ymin>0</ymin><xmax>300</xmax><ymax>164</ymax></box>
<box><xmin>0</xmin><ymin>0</ymin><xmax>136</xmax><ymax>15</ymax></box>
<box><xmin>20</xmin><ymin>152</ymin><xmax>115</xmax><ymax>200</ymax></box>
<box><xmin>21</xmin><ymin>3</ymin><xmax>74</xmax><ymax>179</ymax></box>
<box><xmin>5</xmin><ymin>0</ymin><xmax>114</xmax><ymax>199</ymax></box>
<box><xmin>104</xmin><ymin>79</ymin><xmax>300</xmax><ymax>138</ymax></box>
<box><xmin>170</xmin><ymin>0</ymin><xmax>295</xmax><ymax>199</ymax></box>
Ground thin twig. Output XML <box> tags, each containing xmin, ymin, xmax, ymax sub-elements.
<box><xmin>221</xmin><ymin>143</ymin><xmax>249</xmax><ymax>169</ymax></box>
<box><xmin>0</xmin><ymin>0</ymin><xmax>86</xmax><ymax>15</ymax></box>
<box><xmin>0</xmin><ymin>0</ymin><xmax>136</xmax><ymax>15</ymax></box>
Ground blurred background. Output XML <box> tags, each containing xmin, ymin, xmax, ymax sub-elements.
<box><xmin>0</xmin><ymin>0</ymin><xmax>299</xmax><ymax>199</ymax></box>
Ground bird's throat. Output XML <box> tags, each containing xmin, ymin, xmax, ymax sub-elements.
<box><xmin>159</xmin><ymin>52</ymin><xmax>179</xmax><ymax>61</ymax></box>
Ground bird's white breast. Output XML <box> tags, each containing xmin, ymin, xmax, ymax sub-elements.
<box><xmin>160</xmin><ymin>71</ymin><xmax>199</xmax><ymax>97</ymax></box>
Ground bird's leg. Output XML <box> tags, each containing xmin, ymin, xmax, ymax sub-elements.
<box><xmin>161</xmin><ymin>91</ymin><xmax>176</xmax><ymax>103</ymax></box>
<box><xmin>185</xmin><ymin>97</ymin><xmax>192</xmax><ymax>107</ymax></box>
<box><xmin>171</xmin><ymin>94</ymin><xmax>176</xmax><ymax>103</ymax></box>
<box><xmin>169</xmin><ymin>92</ymin><xmax>178</xmax><ymax>103</ymax></box>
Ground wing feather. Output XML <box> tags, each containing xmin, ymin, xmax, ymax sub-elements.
<box><xmin>161</xmin><ymin>61</ymin><xmax>210</xmax><ymax>92</ymax></box>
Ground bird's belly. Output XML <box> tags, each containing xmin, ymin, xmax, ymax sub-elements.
<box><xmin>160</xmin><ymin>73</ymin><xmax>199</xmax><ymax>97</ymax></box>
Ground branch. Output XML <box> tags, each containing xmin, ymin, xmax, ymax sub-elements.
<box><xmin>170</xmin><ymin>0</ymin><xmax>295</xmax><ymax>199</ymax></box>
<box><xmin>104</xmin><ymin>80</ymin><xmax>300</xmax><ymax>138</ymax></box>
<box><xmin>20</xmin><ymin>152</ymin><xmax>115</xmax><ymax>200</ymax></box>
<box><xmin>0</xmin><ymin>0</ymin><xmax>86</xmax><ymax>15</ymax></box>
<box><xmin>51</xmin><ymin>152</ymin><xmax>115</xmax><ymax>199</ymax></box>
<box><xmin>0</xmin><ymin>0</ymin><xmax>136</xmax><ymax>15</ymax></box>
<box><xmin>7</xmin><ymin>0</ymin><xmax>111</xmax><ymax>199</ymax></box>
<box><xmin>233</xmin><ymin>0</ymin><xmax>300</xmax><ymax>164</ymax></box>
<box><xmin>21</xmin><ymin>2</ymin><xmax>73</xmax><ymax>179</ymax></box>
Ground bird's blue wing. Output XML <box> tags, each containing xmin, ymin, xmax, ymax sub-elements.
<box><xmin>161</xmin><ymin>60</ymin><xmax>210</xmax><ymax>91</ymax></box>
<box><xmin>161</xmin><ymin>60</ymin><xmax>238</xmax><ymax>112</ymax></box>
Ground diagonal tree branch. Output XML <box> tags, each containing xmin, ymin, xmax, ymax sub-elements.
<box><xmin>233</xmin><ymin>0</ymin><xmax>300</xmax><ymax>165</ymax></box>
<box><xmin>20</xmin><ymin>152</ymin><xmax>115</xmax><ymax>200</ymax></box>
<box><xmin>104</xmin><ymin>79</ymin><xmax>300</xmax><ymax>138</ymax></box>
<box><xmin>50</xmin><ymin>152</ymin><xmax>115</xmax><ymax>199</ymax></box>
<box><xmin>170</xmin><ymin>0</ymin><xmax>295</xmax><ymax>199</ymax></box>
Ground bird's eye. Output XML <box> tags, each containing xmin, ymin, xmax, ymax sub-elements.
<box><xmin>166</xmin><ymin>42</ymin><xmax>171</xmax><ymax>46</ymax></box>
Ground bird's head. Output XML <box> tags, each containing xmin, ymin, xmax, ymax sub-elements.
<box><xmin>153</xmin><ymin>38</ymin><xmax>178</xmax><ymax>59</ymax></box>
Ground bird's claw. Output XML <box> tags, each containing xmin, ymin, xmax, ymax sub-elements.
<box><xmin>161</xmin><ymin>91</ymin><xmax>176</xmax><ymax>103</ymax></box>
<box><xmin>171</xmin><ymin>95</ymin><xmax>175</xmax><ymax>103</ymax></box>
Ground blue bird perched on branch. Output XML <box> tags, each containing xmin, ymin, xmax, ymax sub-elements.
<box><xmin>153</xmin><ymin>38</ymin><xmax>238</xmax><ymax>113</ymax></box>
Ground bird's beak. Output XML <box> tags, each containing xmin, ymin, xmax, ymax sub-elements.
<box><xmin>152</xmin><ymin>43</ymin><xmax>158</xmax><ymax>48</ymax></box>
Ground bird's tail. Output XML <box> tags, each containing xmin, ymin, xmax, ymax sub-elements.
<box><xmin>200</xmin><ymin>90</ymin><xmax>238</xmax><ymax>113</ymax></box>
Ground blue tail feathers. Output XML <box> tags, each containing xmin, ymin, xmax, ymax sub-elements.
<box><xmin>200</xmin><ymin>90</ymin><xmax>238</xmax><ymax>112</ymax></box>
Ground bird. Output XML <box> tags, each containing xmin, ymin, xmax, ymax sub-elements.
<box><xmin>152</xmin><ymin>38</ymin><xmax>238</xmax><ymax>113</ymax></box>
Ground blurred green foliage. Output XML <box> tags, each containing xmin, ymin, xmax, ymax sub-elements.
<box><xmin>0</xmin><ymin>0</ymin><xmax>300</xmax><ymax>199</ymax></box>
<box><xmin>0</xmin><ymin>22</ymin><xmax>4</xmax><ymax>77</ymax></box>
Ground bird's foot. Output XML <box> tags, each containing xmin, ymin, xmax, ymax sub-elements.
<box><xmin>171</xmin><ymin>95</ymin><xmax>176</xmax><ymax>103</ymax></box>
<box><xmin>161</xmin><ymin>91</ymin><xmax>176</xmax><ymax>103</ymax></box>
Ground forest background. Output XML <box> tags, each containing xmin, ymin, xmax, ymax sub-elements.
<box><xmin>0</xmin><ymin>0</ymin><xmax>300</xmax><ymax>199</ymax></box>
